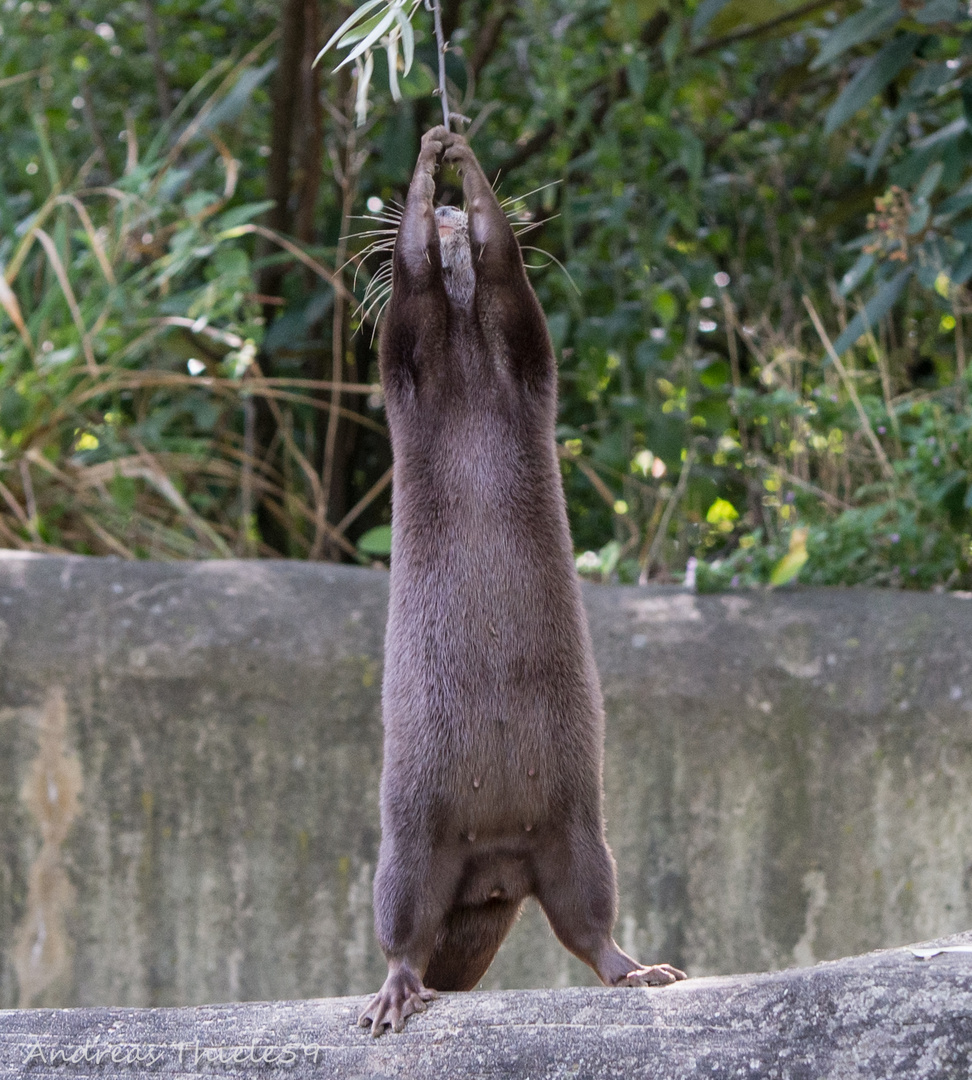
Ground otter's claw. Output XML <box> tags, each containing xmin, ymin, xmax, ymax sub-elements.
<box><xmin>357</xmin><ymin>965</ymin><xmax>438</xmax><ymax>1037</ymax></box>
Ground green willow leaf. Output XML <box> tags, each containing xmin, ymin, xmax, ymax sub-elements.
<box><xmin>824</xmin><ymin>34</ymin><xmax>921</xmax><ymax>135</ymax></box>
<box><xmin>387</xmin><ymin>36</ymin><xmax>401</xmax><ymax>100</ymax></box>
<box><xmin>396</xmin><ymin>6</ymin><xmax>414</xmax><ymax>75</ymax></box>
<box><xmin>315</xmin><ymin>0</ymin><xmax>386</xmax><ymax>65</ymax></box>
<box><xmin>337</xmin><ymin>8</ymin><xmax>397</xmax><ymax>70</ymax></box>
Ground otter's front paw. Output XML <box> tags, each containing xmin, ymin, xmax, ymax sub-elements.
<box><xmin>357</xmin><ymin>966</ymin><xmax>438</xmax><ymax>1037</ymax></box>
<box><xmin>417</xmin><ymin>128</ymin><xmax>449</xmax><ymax>174</ymax></box>
<box><xmin>420</xmin><ymin>125</ymin><xmax>457</xmax><ymax>161</ymax></box>
<box><xmin>442</xmin><ymin>139</ymin><xmax>475</xmax><ymax>169</ymax></box>
<box><xmin>424</xmin><ymin>125</ymin><xmax>466</xmax><ymax>150</ymax></box>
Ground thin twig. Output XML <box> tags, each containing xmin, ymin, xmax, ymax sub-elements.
<box><xmin>431</xmin><ymin>0</ymin><xmax>451</xmax><ymax>127</ymax></box>
<box><xmin>691</xmin><ymin>0</ymin><xmax>833</xmax><ymax>56</ymax></box>
<box><xmin>335</xmin><ymin>464</ymin><xmax>393</xmax><ymax>534</ymax></box>
<box><xmin>129</xmin><ymin>442</ymin><xmax>234</xmax><ymax>557</ymax></box>
<box><xmin>953</xmin><ymin>295</ymin><xmax>967</xmax><ymax>407</ymax></box>
<box><xmin>240</xmin><ymin>393</ymin><xmax>256</xmax><ymax>556</ymax></box>
<box><xmin>82</xmin><ymin>512</ymin><xmax>137</xmax><ymax>558</ymax></box>
<box><xmin>0</xmin><ymin>478</ymin><xmax>31</xmax><ymax>528</ymax></box>
<box><xmin>317</xmin><ymin>121</ymin><xmax>362</xmax><ymax>560</ymax></box>
<box><xmin>639</xmin><ymin>444</ymin><xmax>697</xmax><ymax>585</ymax></box>
<box><xmin>803</xmin><ymin>295</ymin><xmax>895</xmax><ymax>481</ymax></box>
<box><xmin>0</xmin><ymin>272</ymin><xmax>33</xmax><ymax>351</ymax></box>
<box><xmin>750</xmin><ymin>455</ymin><xmax>851</xmax><ymax>511</ymax></box>
<box><xmin>33</xmin><ymin>228</ymin><xmax>98</xmax><ymax>373</ymax></box>
<box><xmin>216</xmin><ymin>223</ymin><xmax>353</xmax><ymax>299</ymax></box>
<box><xmin>18</xmin><ymin>460</ymin><xmax>42</xmax><ymax>542</ymax></box>
<box><xmin>143</xmin><ymin>0</ymin><xmax>173</xmax><ymax>120</ymax></box>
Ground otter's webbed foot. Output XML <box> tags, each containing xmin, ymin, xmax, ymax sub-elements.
<box><xmin>357</xmin><ymin>963</ymin><xmax>439</xmax><ymax>1037</ymax></box>
<box><xmin>616</xmin><ymin>962</ymin><xmax>687</xmax><ymax>987</ymax></box>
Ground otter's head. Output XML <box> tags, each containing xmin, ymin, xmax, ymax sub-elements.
<box><xmin>435</xmin><ymin>205</ymin><xmax>475</xmax><ymax>307</ymax></box>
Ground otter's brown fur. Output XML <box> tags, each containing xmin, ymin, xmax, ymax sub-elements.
<box><xmin>358</xmin><ymin>127</ymin><xmax>686</xmax><ymax>1036</ymax></box>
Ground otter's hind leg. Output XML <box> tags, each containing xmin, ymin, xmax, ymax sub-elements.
<box><xmin>423</xmin><ymin>898</ymin><xmax>523</xmax><ymax>991</ymax></box>
<box><xmin>359</xmin><ymin>837</ymin><xmax>460</xmax><ymax>1036</ymax></box>
<box><xmin>533</xmin><ymin>831</ymin><xmax>687</xmax><ymax>988</ymax></box>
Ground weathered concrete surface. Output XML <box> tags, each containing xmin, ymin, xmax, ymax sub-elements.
<box><xmin>1</xmin><ymin>553</ymin><xmax>971</xmax><ymax>1009</ymax></box>
<box><xmin>1</xmin><ymin>932</ymin><xmax>970</xmax><ymax>1079</ymax></box>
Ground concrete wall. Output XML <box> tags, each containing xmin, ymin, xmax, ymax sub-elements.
<box><xmin>0</xmin><ymin>553</ymin><xmax>970</xmax><ymax>1009</ymax></box>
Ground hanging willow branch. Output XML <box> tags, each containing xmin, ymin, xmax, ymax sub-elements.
<box><xmin>314</xmin><ymin>0</ymin><xmax>453</xmax><ymax>129</ymax></box>
<box><xmin>429</xmin><ymin>0</ymin><xmax>450</xmax><ymax>127</ymax></box>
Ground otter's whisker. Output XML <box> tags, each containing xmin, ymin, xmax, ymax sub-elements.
<box><xmin>519</xmin><ymin>245</ymin><xmax>580</xmax><ymax>294</ymax></box>
<box><xmin>500</xmin><ymin>179</ymin><xmax>562</xmax><ymax>208</ymax></box>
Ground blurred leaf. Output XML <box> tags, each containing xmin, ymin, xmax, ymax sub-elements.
<box><xmin>865</xmin><ymin>97</ymin><xmax>912</xmax><ymax>180</ymax></box>
<box><xmin>706</xmin><ymin>497</ymin><xmax>738</xmax><ymax>525</ymax></box>
<box><xmin>811</xmin><ymin>2</ymin><xmax>901</xmax><ymax>71</ymax></box>
<box><xmin>830</xmin><ymin>268</ymin><xmax>913</xmax><ymax>356</ymax></box>
<box><xmin>914</xmin><ymin>161</ymin><xmax>944</xmax><ymax>201</ymax></box>
<box><xmin>198</xmin><ymin>60</ymin><xmax>275</xmax><ymax>133</ymax></box>
<box><xmin>336</xmin><ymin>8</ymin><xmax>397</xmax><ymax>72</ymax></box>
<box><xmin>0</xmin><ymin>388</ymin><xmax>28</xmax><ymax>435</ymax></box>
<box><xmin>357</xmin><ymin>524</ymin><xmax>392</xmax><ymax>556</ymax></box>
<box><xmin>914</xmin><ymin>0</ymin><xmax>964</xmax><ymax>22</ymax></box>
<box><xmin>769</xmin><ymin>527</ymin><xmax>808</xmax><ymax>586</ymax></box>
<box><xmin>692</xmin><ymin>0</ymin><xmax>733</xmax><ymax>40</ymax></box>
<box><xmin>839</xmin><ymin>251</ymin><xmax>875</xmax><ymax>295</ymax></box>
<box><xmin>824</xmin><ymin>34</ymin><xmax>921</xmax><ymax>136</ymax></box>
<box><xmin>317</xmin><ymin>0</ymin><xmax>387</xmax><ymax>62</ymax></box>
<box><xmin>214</xmin><ymin>200</ymin><xmax>277</xmax><ymax>230</ymax></box>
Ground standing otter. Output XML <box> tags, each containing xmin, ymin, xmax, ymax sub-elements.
<box><xmin>359</xmin><ymin>127</ymin><xmax>686</xmax><ymax>1035</ymax></box>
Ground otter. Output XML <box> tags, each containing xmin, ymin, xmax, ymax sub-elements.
<box><xmin>359</xmin><ymin>127</ymin><xmax>686</xmax><ymax>1036</ymax></box>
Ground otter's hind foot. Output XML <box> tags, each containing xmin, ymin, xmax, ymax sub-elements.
<box><xmin>357</xmin><ymin>963</ymin><xmax>438</xmax><ymax>1036</ymax></box>
<box><xmin>617</xmin><ymin>962</ymin><xmax>687</xmax><ymax>987</ymax></box>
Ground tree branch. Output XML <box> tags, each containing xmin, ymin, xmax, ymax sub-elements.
<box><xmin>142</xmin><ymin>0</ymin><xmax>172</xmax><ymax>119</ymax></box>
<box><xmin>690</xmin><ymin>0</ymin><xmax>834</xmax><ymax>57</ymax></box>
<box><xmin>469</xmin><ymin>1</ymin><xmax>515</xmax><ymax>80</ymax></box>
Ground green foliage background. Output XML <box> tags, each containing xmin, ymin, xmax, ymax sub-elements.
<box><xmin>1</xmin><ymin>0</ymin><xmax>971</xmax><ymax>589</ymax></box>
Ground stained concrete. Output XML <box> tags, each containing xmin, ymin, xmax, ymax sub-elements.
<box><xmin>1</xmin><ymin>932</ymin><xmax>970</xmax><ymax>1079</ymax></box>
<box><xmin>0</xmin><ymin>553</ymin><xmax>970</xmax><ymax>1009</ymax></box>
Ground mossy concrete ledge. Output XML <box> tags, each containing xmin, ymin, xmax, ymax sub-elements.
<box><xmin>2</xmin><ymin>554</ymin><xmax>972</xmax><ymax>1010</ymax></box>
<box><xmin>1</xmin><ymin>932</ymin><xmax>971</xmax><ymax>1080</ymax></box>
